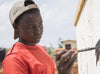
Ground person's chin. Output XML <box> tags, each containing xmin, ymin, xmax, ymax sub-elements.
<box><xmin>33</xmin><ymin>40</ymin><xmax>40</xmax><ymax>44</ymax></box>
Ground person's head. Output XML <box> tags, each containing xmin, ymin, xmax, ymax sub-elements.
<box><xmin>9</xmin><ymin>0</ymin><xmax>43</xmax><ymax>45</ymax></box>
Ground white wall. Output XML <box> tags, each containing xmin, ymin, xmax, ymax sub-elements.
<box><xmin>76</xmin><ymin>0</ymin><xmax>100</xmax><ymax>74</ymax></box>
<box><xmin>93</xmin><ymin>0</ymin><xmax>100</xmax><ymax>73</ymax></box>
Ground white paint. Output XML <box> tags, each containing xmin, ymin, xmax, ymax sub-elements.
<box><xmin>76</xmin><ymin>0</ymin><xmax>100</xmax><ymax>74</ymax></box>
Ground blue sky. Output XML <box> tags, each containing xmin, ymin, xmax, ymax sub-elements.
<box><xmin>0</xmin><ymin>0</ymin><xmax>79</xmax><ymax>48</ymax></box>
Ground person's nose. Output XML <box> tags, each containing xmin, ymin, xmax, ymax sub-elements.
<box><xmin>34</xmin><ymin>26</ymin><xmax>41</xmax><ymax>34</ymax></box>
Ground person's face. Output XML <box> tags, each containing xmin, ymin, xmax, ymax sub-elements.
<box><xmin>17</xmin><ymin>10</ymin><xmax>43</xmax><ymax>45</ymax></box>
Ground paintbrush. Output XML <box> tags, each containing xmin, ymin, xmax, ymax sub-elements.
<box><xmin>77</xmin><ymin>39</ymin><xmax>100</xmax><ymax>52</ymax></box>
<box><xmin>75</xmin><ymin>47</ymin><xmax>96</xmax><ymax>52</ymax></box>
<box><xmin>54</xmin><ymin>39</ymin><xmax>100</xmax><ymax>56</ymax></box>
<box><xmin>53</xmin><ymin>47</ymin><xmax>96</xmax><ymax>56</ymax></box>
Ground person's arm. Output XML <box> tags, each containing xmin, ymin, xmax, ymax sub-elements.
<box><xmin>3</xmin><ymin>54</ymin><xmax>29</xmax><ymax>74</ymax></box>
<box><xmin>55</xmin><ymin>49</ymin><xmax>78</xmax><ymax>74</ymax></box>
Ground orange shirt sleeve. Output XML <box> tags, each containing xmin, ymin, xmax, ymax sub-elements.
<box><xmin>3</xmin><ymin>54</ymin><xmax>29</xmax><ymax>74</ymax></box>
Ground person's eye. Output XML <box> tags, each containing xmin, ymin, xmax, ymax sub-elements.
<box><xmin>27</xmin><ymin>24</ymin><xmax>34</xmax><ymax>30</ymax></box>
<box><xmin>41</xmin><ymin>24</ymin><xmax>43</xmax><ymax>26</ymax></box>
<box><xmin>22</xmin><ymin>25</ymin><xmax>29</xmax><ymax>29</ymax></box>
<box><xmin>39</xmin><ymin>23</ymin><xmax>43</xmax><ymax>26</ymax></box>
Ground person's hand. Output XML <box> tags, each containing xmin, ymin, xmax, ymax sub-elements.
<box><xmin>55</xmin><ymin>49</ymin><xmax>78</xmax><ymax>74</ymax></box>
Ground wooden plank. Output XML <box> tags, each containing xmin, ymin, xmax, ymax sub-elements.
<box><xmin>74</xmin><ymin>0</ymin><xmax>86</xmax><ymax>26</ymax></box>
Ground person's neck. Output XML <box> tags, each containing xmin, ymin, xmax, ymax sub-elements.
<box><xmin>18</xmin><ymin>38</ymin><xmax>35</xmax><ymax>46</ymax></box>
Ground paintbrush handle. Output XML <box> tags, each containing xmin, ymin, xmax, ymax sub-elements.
<box><xmin>54</xmin><ymin>47</ymin><xmax>96</xmax><ymax>56</ymax></box>
<box><xmin>75</xmin><ymin>47</ymin><xmax>96</xmax><ymax>52</ymax></box>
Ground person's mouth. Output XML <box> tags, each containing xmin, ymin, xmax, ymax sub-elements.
<box><xmin>34</xmin><ymin>36</ymin><xmax>41</xmax><ymax>40</ymax></box>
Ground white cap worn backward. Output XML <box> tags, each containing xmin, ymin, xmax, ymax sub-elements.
<box><xmin>9</xmin><ymin>0</ymin><xmax>39</xmax><ymax>26</ymax></box>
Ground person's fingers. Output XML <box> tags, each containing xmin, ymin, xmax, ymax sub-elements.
<box><xmin>64</xmin><ymin>52</ymin><xmax>77</xmax><ymax>69</ymax></box>
<box><xmin>56</xmin><ymin>49</ymin><xmax>67</xmax><ymax>60</ymax></box>
<box><xmin>59</xmin><ymin>49</ymin><xmax>75</xmax><ymax>64</ymax></box>
<box><xmin>72</xmin><ymin>48</ymin><xmax>77</xmax><ymax>51</ymax></box>
<box><xmin>66</xmin><ymin>54</ymin><xmax>77</xmax><ymax>70</ymax></box>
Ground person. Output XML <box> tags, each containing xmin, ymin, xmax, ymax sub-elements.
<box><xmin>3</xmin><ymin>0</ymin><xmax>78</xmax><ymax>74</ymax></box>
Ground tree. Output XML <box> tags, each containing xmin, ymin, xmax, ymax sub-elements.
<box><xmin>43</xmin><ymin>43</ymin><xmax>55</xmax><ymax>61</ymax></box>
<box><xmin>44</xmin><ymin>42</ymin><xmax>54</xmax><ymax>55</ymax></box>
<box><xmin>57</xmin><ymin>37</ymin><xmax>63</xmax><ymax>48</ymax></box>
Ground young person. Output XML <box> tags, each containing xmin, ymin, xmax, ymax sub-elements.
<box><xmin>3</xmin><ymin>0</ymin><xmax>77</xmax><ymax>74</ymax></box>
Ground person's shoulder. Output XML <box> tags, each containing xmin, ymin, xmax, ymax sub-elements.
<box><xmin>36</xmin><ymin>45</ymin><xmax>47</xmax><ymax>52</ymax></box>
<box><xmin>2</xmin><ymin>53</ymin><xmax>28</xmax><ymax>73</ymax></box>
<box><xmin>3</xmin><ymin>53</ymin><xmax>24</xmax><ymax>65</ymax></box>
<box><xmin>4</xmin><ymin>53</ymin><xmax>19</xmax><ymax>60</ymax></box>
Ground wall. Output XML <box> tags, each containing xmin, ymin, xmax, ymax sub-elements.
<box><xmin>76</xmin><ymin>0</ymin><xmax>100</xmax><ymax>74</ymax></box>
<box><xmin>93</xmin><ymin>0</ymin><xmax>100</xmax><ymax>73</ymax></box>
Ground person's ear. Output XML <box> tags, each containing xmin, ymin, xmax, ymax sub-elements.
<box><xmin>13</xmin><ymin>23</ymin><xmax>19</xmax><ymax>39</ymax></box>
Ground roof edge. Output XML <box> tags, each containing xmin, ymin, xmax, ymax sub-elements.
<box><xmin>61</xmin><ymin>40</ymin><xmax>76</xmax><ymax>43</ymax></box>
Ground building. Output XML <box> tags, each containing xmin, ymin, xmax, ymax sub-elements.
<box><xmin>56</xmin><ymin>40</ymin><xmax>77</xmax><ymax>52</ymax></box>
<box><xmin>74</xmin><ymin>0</ymin><xmax>100</xmax><ymax>74</ymax></box>
<box><xmin>61</xmin><ymin>40</ymin><xmax>77</xmax><ymax>50</ymax></box>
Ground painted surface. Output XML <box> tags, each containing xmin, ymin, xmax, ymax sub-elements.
<box><xmin>76</xmin><ymin>0</ymin><xmax>100</xmax><ymax>74</ymax></box>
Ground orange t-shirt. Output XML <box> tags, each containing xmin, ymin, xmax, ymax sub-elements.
<box><xmin>3</xmin><ymin>42</ymin><xmax>55</xmax><ymax>74</ymax></box>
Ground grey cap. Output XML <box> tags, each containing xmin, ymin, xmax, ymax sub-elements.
<box><xmin>9</xmin><ymin>0</ymin><xmax>39</xmax><ymax>26</ymax></box>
